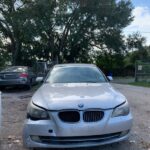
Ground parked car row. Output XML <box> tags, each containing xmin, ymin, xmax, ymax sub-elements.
<box><xmin>0</xmin><ymin>64</ymin><xmax>133</xmax><ymax>149</ymax></box>
<box><xmin>0</xmin><ymin>66</ymin><xmax>37</xmax><ymax>90</ymax></box>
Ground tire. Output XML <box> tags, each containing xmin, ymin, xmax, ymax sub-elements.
<box><xmin>31</xmin><ymin>78</ymin><xmax>35</xmax><ymax>86</ymax></box>
<box><xmin>27</xmin><ymin>84</ymin><xmax>31</xmax><ymax>90</ymax></box>
<box><xmin>32</xmin><ymin>77</ymin><xmax>37</xmax><ymax>86</ymax></box>
<box><xmin>25</xmin><ymin>82</ymin><xmax>31</xmax><ymax>90</ymax></box>
<box><xmin>0</xmin><ymin>86</ymin><xmax>5</xmax><ymax>91</ymax></box>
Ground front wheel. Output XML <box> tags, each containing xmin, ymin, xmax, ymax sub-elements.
<box><xmin>25</xmin><ymin>82</ymin><xmax>31</xmax><ymax>90</ymax></box>
<box><xmin>0</xmin><ymin>86</ymin><xmax>5</xmax><ymax>91</ymax></box>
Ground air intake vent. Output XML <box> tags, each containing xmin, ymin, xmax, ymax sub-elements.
<box><xmin>59</xmin><ymin>111</ymin><xmax>80</xmax><ymax>123</ymax></box>
<box><xmin>83</xmin><ymin>111</ymin><xmax>104</xmax><ymax>122</ymax></box>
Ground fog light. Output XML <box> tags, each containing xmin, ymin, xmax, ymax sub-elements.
<box><xmin>30</xmin><ymin>135</ymin><xmax>41</xmax><ymax>142</ymax></box>
<box><xmin>120</xmin><ymin>130</ymin><xmax>130</xmax><ymax>137</ymax></box>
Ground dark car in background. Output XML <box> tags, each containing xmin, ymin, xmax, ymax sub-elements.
<box><xmin>0</xmin><ymin>66</ymin><xmax>36</xmax><ymax>90</ymax></box>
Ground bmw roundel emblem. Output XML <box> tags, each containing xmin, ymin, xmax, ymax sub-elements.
<box><xmin>78</xmin><ymin>104</ymin><xmax>84</xmax><ymax>108</ymax></box>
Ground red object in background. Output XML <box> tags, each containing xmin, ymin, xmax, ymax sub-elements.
<box><xmin>20</xmin><ymin>73</ymin><xmax>28</xmax><ymax>78</ymax></box>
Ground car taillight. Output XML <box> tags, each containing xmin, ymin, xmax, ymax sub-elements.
<box><xmin>20</xmin><ymin>73</ymin><xmax>28</xmax><ymax>78</ymax></box>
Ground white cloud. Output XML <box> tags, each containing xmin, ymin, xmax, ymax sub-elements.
<box><xmin>124</xmin><ymin>6</ymin><xmax>150</xmax><ymax>45</ymax></box>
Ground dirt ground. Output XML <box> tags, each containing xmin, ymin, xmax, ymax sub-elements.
<box><xmin>0</xmin><ymin>84</ymin><xmax>150</xmax><ymax>150</ymax></box>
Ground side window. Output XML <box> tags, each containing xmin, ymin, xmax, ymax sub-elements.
<box><xmin>28</xmin><ymin>67</ymin><xmax>33</xmax><ymax>74</ymax></box>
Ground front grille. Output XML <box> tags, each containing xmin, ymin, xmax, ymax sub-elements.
<box><xmin>59</xmin><ymin>111</ymin><xmax>80</xmax><ymax>123</ymax></box>
<box><xmin>58</xmin><ymin>110</ymin><xmax>104</xmax><ymax>123</ymax></box>
<box><xmin>83</xmin><ymin>111</ymin><xmax>104</xmax><ymax>122</ymax></box>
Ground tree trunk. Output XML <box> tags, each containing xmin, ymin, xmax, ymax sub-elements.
<box><xmin>12</xmin><ymin>40</ymin><xmax>22</xmax><ymax>65</ymax></box>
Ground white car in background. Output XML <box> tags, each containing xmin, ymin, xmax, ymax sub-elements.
<box><xmin>23</xmin><ymin>64</ymin><xmax>133</xmax><ymax>149</ymax></box>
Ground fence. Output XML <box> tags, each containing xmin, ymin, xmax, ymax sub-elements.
<box><xmin>135</xmin><ymin>61</ymin><xmax>150</xmax><ymax>82</ymax></box>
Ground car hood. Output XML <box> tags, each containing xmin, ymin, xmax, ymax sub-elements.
<box><xmin>32</xmin><ymin>83</ymin><xmax>126</xmax><ymax>110</ymax></box>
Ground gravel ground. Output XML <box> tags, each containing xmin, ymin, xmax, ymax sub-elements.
<box><xmin>0</xmin><ymin>84</ymin><xmax>150</xmax><ymax>150</ymax></box>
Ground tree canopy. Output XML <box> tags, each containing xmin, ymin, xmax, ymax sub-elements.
<box><xmin>0</xmin><ymin>0</ymin><xmax>149</xmax><ymax>76</ymax></box>
<box><xmin>0</xmin><ymin>0</ymin><xmax>133</xmax><ymax>66</ymax></box>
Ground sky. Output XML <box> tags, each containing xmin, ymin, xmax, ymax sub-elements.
<box><xmin>124</xmin><ymin>0</ymin><xmax>150</xmax><ymax>45</ymax></box>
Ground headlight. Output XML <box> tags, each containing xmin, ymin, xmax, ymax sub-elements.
<box><xmin>27</xmin><ymin>102</ymin><xmax>50</xmax><ymax>120</ymax></box>
<box><xmin>112</xmin><ymin>101</ymin><xmax>130</xmax><ymax>117</ymax></box>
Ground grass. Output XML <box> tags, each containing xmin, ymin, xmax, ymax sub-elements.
<box><xmin>129</xmin><ymin>81</ymin><xmax>150</xmax><ymax>88</ymax></box>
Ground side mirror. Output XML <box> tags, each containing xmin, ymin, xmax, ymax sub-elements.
<box><xmin>36</xmin><ymin>77</ymin><xmax>44</xmax><ymax>83</ymax></box>
<box><xmin>107</xmin><ymin>76</ymin><xmax>113</xmax><ymax>82</ymax></box>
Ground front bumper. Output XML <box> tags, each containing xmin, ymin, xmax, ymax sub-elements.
<box><xmin>23</xmin><ymin>110</ymin><xmax>133</xmax><ymax>148</ymax></box>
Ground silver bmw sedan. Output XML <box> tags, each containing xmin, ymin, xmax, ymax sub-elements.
<box><xmin>23</xmin><ymin>64</ymin><xmax>133</xmax><ymax>149</ymax></box>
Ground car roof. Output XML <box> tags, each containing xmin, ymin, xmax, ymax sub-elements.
<box><xmin>54</xmin><ymin>63</ymin><xmax>97</xmax><ymax>68</ymax></box>
<box><xmin>1</xmin><ymin>66</ymin><xmax>28</xmax><ymax>73</ymax></box>
<box><xmin>7</xmin><ymin>66</ymin><xmax>28</xmax><ymax>68</ymax></box>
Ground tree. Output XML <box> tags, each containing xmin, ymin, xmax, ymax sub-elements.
<box><xmin>25</xmin><ymin>0</ymin><xmax>133</xmax><ymax>63</ymax></box>
<box><xmin>0</xmin><ymin>0</ymin><xmax>133</xmax><ymax>65</ymax></box>
<box><xmin>126</xmin><ymin>32</ymin><xmax>146</xmax><ymax>52</ymax></box>
<box><xmin>0</xmin><ymin>40</ymin><xmax>10</xmax><ymax>68</ymax></box>
<box><xmin>124</xmin><ymin>33</ymin><xmax>148</xmax><ymax>71</ymax></box>
<box><xmin>0</xmin><ymin>0</ymin><xmax>36</xmax><ymax>65</ymax></box>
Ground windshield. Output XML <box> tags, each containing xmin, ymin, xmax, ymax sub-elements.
<box><xmin>46</xmin><ymin>66</ymin><xmax>107</xmax><ymax>83</ymax></box>
<box><xmin>2</xmin><ymin>66</ymin><xmax>27</xmax><ymax>72</ymax></box>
